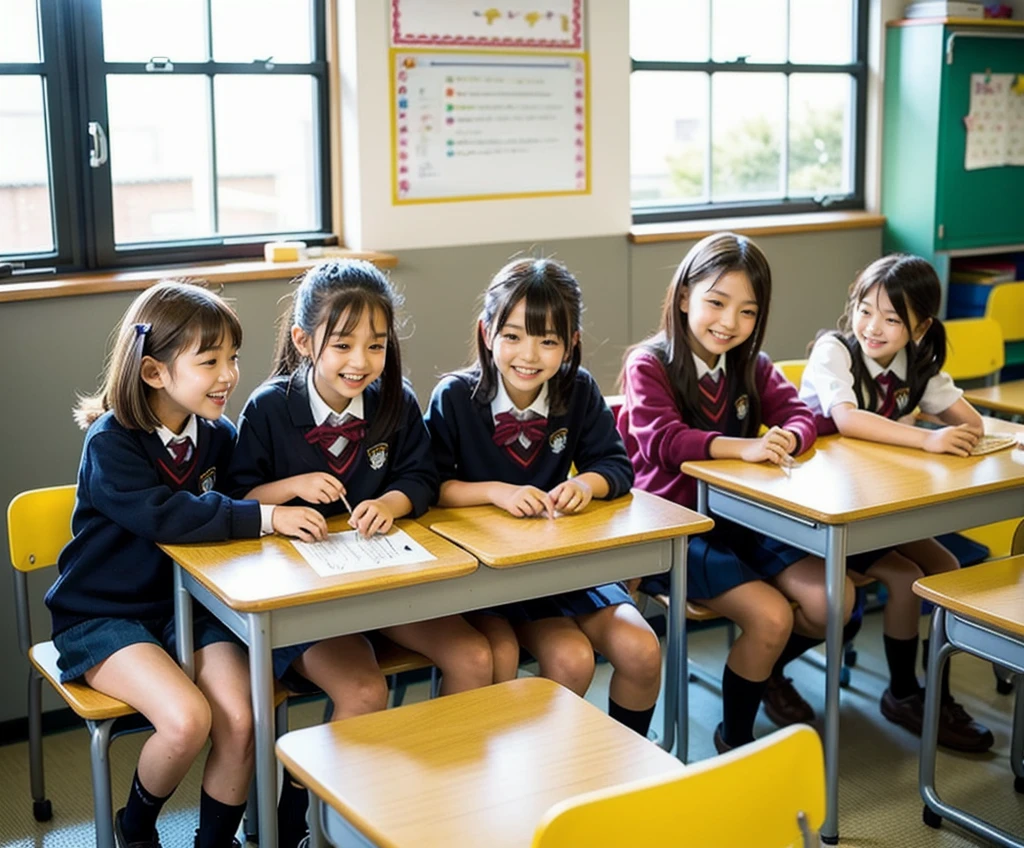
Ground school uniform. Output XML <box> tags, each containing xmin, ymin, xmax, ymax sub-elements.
<box><xmin>425</xmin><ymin>367</ymin><xmax>636</xmax><ymax>621</ymax></box>
<box><xmin>620</xmin><ymin>349</ymin><xmax>818</xmax><ymax>600</ymax></box>
<box><xmin>46</xmin><ymin>412</ymin><xmax>262</xmax><ymax>682</ymax></box>
<box><xmin>800</xmin><ymin>332</ymin><xmax>963</xmax><ymax>571</ymax></box>
<box><xmin>228</xmin><ymin>369</ymin><xmax>439</xmax><ymax>686</ymax></box>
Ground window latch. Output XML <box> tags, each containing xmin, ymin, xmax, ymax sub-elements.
<box><xmin>88</xmin><ymin>122</ymin><xmax>108</xmax><ymax>168</ymax></box>
<box><xmin>145</xmin><ymin>56</ymin><xmax>174</xmax><ymax>72</ymax></box>
<box><xmin>0</xmin><ymin>261</ymin><xmax>25</xmax><ymax>279</ymax></box>
<box><xmin>254</xmin><ymin>55</ymin><xmax>275</xmax><ymax>70</ymax></box>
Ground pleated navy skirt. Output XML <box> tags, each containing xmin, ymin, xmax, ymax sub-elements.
<box><xmin>497</xmin><ymin>582</ymin><xmax>635</xmax><ymax>623</ymax></box>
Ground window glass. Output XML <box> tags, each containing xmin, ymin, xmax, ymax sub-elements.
<box><xmin>0</xmin><ymin>76</ymin><xmax>54</xmax><ymax>253</ymax></box>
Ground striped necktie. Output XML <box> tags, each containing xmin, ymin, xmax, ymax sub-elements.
<box><xmin>698</xmin><ymin>372</ymin><xmax>727</xmax><ymax>425</ymax></box>
<box><xmin>875</xmin><ymin>372</ymin><xmax>899</xmax><ymax>419</ymax></box>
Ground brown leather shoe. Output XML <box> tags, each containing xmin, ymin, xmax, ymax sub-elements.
<box><xmin>762</xmin><ymin>672</ymin><xmax>815</xmax><ymax>726</ymax></box>
<box><xmin>880</xmin><ymin>688</ymin><xmax>994</xmax><ymax>753</ymax></box>
<box><xmin>712</xmin><ymin>723</ymin><xmax>733</xmax><ymax>755</ymax></box>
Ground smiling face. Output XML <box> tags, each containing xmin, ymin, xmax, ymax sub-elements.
<box><xmin>143</xmin><ymin>333</ymin><xmax>239</xmax><ymax>433</ymax></box>
<box><xmin>852</xmin><ymin>283</ymin><xmax>921</xmax><ymax>369</ymax></box>
<box><xmin>293</xmin><ymin>306</ymin><xmax>388</xmax><ymax>413</ymax></box>
<box><xmin>484</xmin><ymin>297</ymin><xmax>572</xmax><ymax>410</ymax></box>
<box><xmin>681</xmin><ymin>270</ymin><xmax>760</xmax><ymax>368</ymax></box>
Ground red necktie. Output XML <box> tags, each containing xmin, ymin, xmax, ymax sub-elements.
<box><xmin>875</xmin><ymin>372</ymin><xmax>898</xmax><ymax>419</ymax></box>
<box><xmin>168</xmin><ymin>436</ymin><xmax>194</xmax><ymax>467</ymax></box>
<box><xmin>492</xmin><ymin>411</ymin><xmax>548</xmax><ymax>467</ymax></box>
<box><xmin>698</xmin><ymin>372</ymin><xmax>727</xmax><ymax>425</ymax></box>
<box><xmin>159</xmin><ymin>435</ymin><xmax>196</xmax><ymax>486</ymax></box>
<box><xmin>305</xmin><ymin>418</ymin><xmax>366</xmax><ymax>477</ymax></box>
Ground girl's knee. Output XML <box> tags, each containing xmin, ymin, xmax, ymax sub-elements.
<box><xmin>541</xmin><ymin>637</ymin><xmax>596</xmax><ymax>692</ymax></box>
<box><xmin>158</xmin><ymin>696</ymin><xmax>212</xmax><ymax>760</ymax></box>
<box><xmin>210</xmin><ymin>701</ymin><xmax>254</xmax><ymax>760</ymax></box>
<box><xmin>444</xmin><ymin>635</ymin><xmax>494</xmax><ymax>689</ymax></box>
<box><xmin>491</xmin><ymin>638</ymin><xmax>521</xmax><ymax>683</ymax></box>
<box><xmin>751</xmin><ymin>598</ymin><xmax>794</xmax><ymax>651</ymax></box>
<box><xmin>609</xmin><ymin>625</ymin><xmax>662</xmax><ymax>686</ymax></box>
<box><xmin>329</xmin><ymin>672</ymin><xmax>388</xmax><ymax>716</ymax></box>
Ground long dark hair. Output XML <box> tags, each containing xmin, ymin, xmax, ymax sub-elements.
<box><xmin>624</xmin><ymin>232</ymin><xmax>772</xmax><ymax>436</ymax></box>
<box><xmin>834</xmin><ymin>254</ymin><xmax>945</xmax><ymax>415</ymax></box>
<box><xmin>467</xmin><ymin>257</ymin><xmax>583</xmax><ymax>416</ymax></box>
<box><xmin>75</xmin><ymin>280</ymin><xmax>242</xmax><ymax>431</ymax></box>
<box><xmin>272</xmin><ymin>260</ymin><xmax>405</xmax><ymax>443</ymax></box>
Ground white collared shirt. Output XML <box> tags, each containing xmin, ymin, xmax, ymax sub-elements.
<box><xmin>155</xmin><ymin>415</ymin><xmax>198</xmax><ymax>458</ymax></box>
<box><xmin>693</xmin><ymin>351</ymin><xmax>727</xmax><ymax>383</ymax></box>
<box><xmin>800</xmin><ymin>334</ymin><xmax>962</xmax><ymax>418</ymax></box>
<box><xmin>307</xmin><ymin>367</ymin><xmax>365</xmax><ymax>456</ymax></box>
<box><xmin>490</xmin><ymin>380</ymin><xmax>549</xmax><ymax>448</ymax></box>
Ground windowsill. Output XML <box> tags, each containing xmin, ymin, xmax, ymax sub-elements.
<box><xmin>629</xmin><ymin>210</ymin><xmax>885</xmax><ymax>245</ymax></box>
<box><xmin>0</xmin><ymin>249</ymin><xmax>398</xmax><ymax>304</ymax></box>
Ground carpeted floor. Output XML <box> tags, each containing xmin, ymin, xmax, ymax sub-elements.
<box><xmin>0</xmin><ymin>610</ymin><xmax>1020</xmax><ymax>847</ymax></box>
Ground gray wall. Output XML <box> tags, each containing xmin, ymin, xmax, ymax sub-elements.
<box><xmin>0</xmin><ymin>226</ymin><xmax>880</xmax><ymax>725</ymax></box>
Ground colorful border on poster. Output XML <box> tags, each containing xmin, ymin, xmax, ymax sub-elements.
<box><xmin>389</xmin><ymin>48</ymin><xmax>590</xmax><ymax>205</ymax></box>
<box><xmin>391</xmin><ymin>0</ymin><xmax>583</xmax><ymax>50</ymax></box>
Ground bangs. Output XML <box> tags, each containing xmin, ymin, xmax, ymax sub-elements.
<box><xmin>195</xmin><ymin>302</ymin><xmax>243</xmax><ymax>352</ymax></box>
<box><xmin>317</xmin><ymin>292</ymin><xmax>390</xmax><ymax>355</ymax></box>
<box><xmin>498</xmin><ymin>275</ymin><xmax>572</xmax><ymax>346</ymax></box>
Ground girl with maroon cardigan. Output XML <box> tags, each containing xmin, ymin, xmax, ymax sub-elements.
<box><xmin>619</xmin><ymin>232</ymin><xmax>854</xmax><ymax>752</ymax></box>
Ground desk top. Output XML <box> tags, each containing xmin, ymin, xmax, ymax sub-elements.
<box><xmin>417</xmin><ymin>490</ymin><xmax>713</xmax><ymax>567</ymax></box>
<box><xmin>159</xmin><ymin>519</ymin><xmax>478</xmax><ymax>613</ymax></box>
<box><xmin>681</xmin><ymin>419</ymin><xmax>1024</xmax><ymax>524</ymax></box>
<box><xmin>962</xmin><ymin>381</ymin><xmax>1024</xmax><ymax>417</ymax></box>
<box><xmin>275</xmin><ymin>677</ymin><xmax>684</xmax><ymax>848</ymax></box>
<box><xmin>913</xmin><ymin>555</ymin><xmax>1024</xmax><ymax>638</ymax></box>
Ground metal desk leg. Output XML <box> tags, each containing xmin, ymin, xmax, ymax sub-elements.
<box><xmin>1011</xmin><ymin>680</ymin><xmax>1023</xmax><ymax>784</ymax></box>
<box><xmin>821</xmin><ymin>523</ymin><xmax>847</xmax><ymax>845</ymax></box>
<box><xmin>249</xmin><ymin>612</ymin><xmax>279</xmax><ymax>848</ymax></box>
<box><xmin>173</xmin><ymin>565</ymin><xmax>195</xmax><ymax>680</ymax></box>
<box><xmin>920</xmin><ymin>609</ymin><xmax>948</xmax><ymax>820</ymax></box>
<box><xmin>669</xmin><ymin>536</ymin><xmax>688</xmax><ymax>762</ymax></box>
<box><xmin>307</xmin><ymin>792</ymin><xmax>326</xmax><ymax>848</ymax></box>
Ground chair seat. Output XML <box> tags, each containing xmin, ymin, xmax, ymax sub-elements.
<box><xmin>29</xmin><ymin>641</ymin><xmax>136</xmax><ymax>722</ymax></box>
<box><xmin>370</xmin><ymin>635</ymin><xmax>433</xmax><ymax>676</ymax></box>
<box><xmin>646</xmin><ymin>592</ymin><xmax>722</xmax><ymax>621</ymax></box>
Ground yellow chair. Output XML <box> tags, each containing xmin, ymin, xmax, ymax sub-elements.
<box><xmin>984</xmin><ymin>281</ymin><xmax>1024</xmax><ymax>345</ymax></box>
<box><xmin>943</xmin><ymin>317</ymin><xmax>1004</xmax><ymax>385</ymax></box>
<box><xmin>775</xmin><ymin>358</ymin><xmax>808</xmax><ymax>387</ymax></box>
<box><xmin>531</xmin><ymin>724</ymin><xmax>825</xmax><ymax>848</ymax></box>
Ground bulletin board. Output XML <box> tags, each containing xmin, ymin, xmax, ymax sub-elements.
<box><xmin>390</xmin><ymin>49</ymin><xmax>589</xmax><ymax>204</ymax></box>
<box><xmin>390</xmin><ymin>0</ymin><xmax>584</xmax><ymax>50</ymax></box>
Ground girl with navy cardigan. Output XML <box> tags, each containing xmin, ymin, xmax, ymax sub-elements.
<box><xmin>619</xmin><ymin>233</ymin><xmax>855</xmax><ymax>752</ymax></box>
<box><xmin>46</xmin><ymin>282</ymin><xmax>324</xmax><ymax>848</ymax></box>
<box><xmin>425</xmin><ymin>257</ymin><xmax>663</xmax><ymax>738</ymax></box>
<box><xmin>228</xmin><ymin>260</ymin><xmax>505</xmax><ymax>847</ymax></box>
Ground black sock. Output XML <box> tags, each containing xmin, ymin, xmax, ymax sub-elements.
<box><xmin>884</xmin><ymin>634</ymin><xmax>921</xmax><ymax>699</ymax></box>
<box><xmin>197</xmin><ymin>788</ymin><xmax>246</xmax><ymax>848</ymax></box>
<box><xmin>921</xmin><ymin>638</ymin><xmax>953</xmax><ymax>703</ymax></box>
<box><xmin>278</xmin><ymin>769</ymin><xmax>309</xmax><ymax>848</ymax></box>
<box><xmin>772</xmin><ymin>633</ymin><xmax>822</xmax><ymax>676</ymax></box>
<box><xmin>122</xmin><ymin>770</ymin><xmax>173</xmax><ymax>843</ymax></box>
<box><xmin>608</xmin><ymin>698</ymin><xmax>655</xmax><ymax>736</ymax></box>
<box><xmin>721</xmin><ymin>665</ymin><xmax>768</xmax><ymax>747</ymax></box>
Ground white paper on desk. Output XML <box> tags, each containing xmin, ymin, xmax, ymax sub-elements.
<box><xmin>292</xmin><ymin>528</ymin><xmax>437</xmax><ymax>577</ymax></box>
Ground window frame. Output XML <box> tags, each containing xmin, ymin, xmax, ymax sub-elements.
<box><xmin>1</xmin><ymin>0</ymin><xmax>334</xmax><ymax>279</ymax></box>
<box><xmin>629</xmin><ymin>0</ymin><xmax>870</xmax><ymax>224</ymax></box>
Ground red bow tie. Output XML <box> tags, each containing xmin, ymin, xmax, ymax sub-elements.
<box><xmin>492</xmin><ymin>411</ymin><xmax>548</xmax><ymax>447</ymax></box>
<box><xmin>305</xmin><ymin>418</ymin><xmax>366</xmax><ymax>450</ymax></box>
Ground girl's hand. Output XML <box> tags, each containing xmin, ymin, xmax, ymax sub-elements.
<box><xmin>777</xmin><ymin>428</ymin><xmax>798</xmax><ymax>455</ymax></box>
<box><xmin>350</xmin><ymin>498</ymin><xmax>395</xmax><ymax>538</ymax></box>
<box><xmin>272</xmin><ymin>506</ymin><xmax>328</xmax><ymax>542</ymax></box>
<box><xmin>290</xmin><ymin>472</ymin><xmax>347</xmax><ymax>505</ymax></box>
<box><xmin>740</xmin><ymin>426</ymin><xmax>792</xmax><ymax>465</ymax></box>
<box><xmin>923</xmin><ymin>424</ymin><xmax>979</xmax><ymax>457</ymax></box>
<box><xmin>494</xmin><ymin>483</ymin><xmax>555</xmax><ymax>519</ymax></box>
<box><xmin>548</xmin><ymin>478</ymin><xmax>593</xmax><ymax>514</ymax></box>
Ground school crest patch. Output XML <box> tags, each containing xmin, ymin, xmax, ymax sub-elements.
<box><xmin>548</xmin><ymin>427</ymin><xmax>569</xmax><ymax>454</ymax></box>
<box><xmin>734</xmin><ymin>394</ymin><xmax>749</xmax><ymax>421</ymax></box>
<box><xmin>199</xmin><ymin>467</ymin><xmax>217</xmax><ymax>493</ymax></box>
<box><xmin>894</xmin><ymin>387</ymin><xmax>910</xmax><ymax>412</ymax></box>
<box><xmin>367</xmin><ymin>442</ymin><xmax>389</xmax><ymax>470</ymax></box>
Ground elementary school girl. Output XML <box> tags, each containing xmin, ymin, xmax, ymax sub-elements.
<box><xmin>798</xmin><ymin>253</ymin><xmax>993</xmax><ymax>752</ymax></box>
<box><xmin>619</xmin><ymin>232</ymin><xmax>856</xmax><ymax>752</ymax></box>
<box><xmin>228</xmin><ymin>259</ymin><xmax>508</xmax><ymax>846</ymax></box>
<box><xmin>45</xmin><ymin>281</ymin><xmax>326</xmax><ymax>848</ymax></box>
<box><xmin>424</xmin><ymin>257</ymin><xmax>664</xmax><ymax>738</ymax></box>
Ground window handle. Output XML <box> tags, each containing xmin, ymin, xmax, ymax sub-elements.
<box><xmin>88</xmin><ymin>121</ymin><xmax>108</xmax><ymax>168</ymax></box>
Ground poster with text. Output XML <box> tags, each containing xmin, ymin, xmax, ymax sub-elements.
<box><xmin>391</xmin><ymin>51</ymin><xmax>589</xmax><ymax>204</ymax></box>
<box><xmin>391</xmin><ymin>0</ymin><xmax>583</xmax><ymax>50</ymax></box>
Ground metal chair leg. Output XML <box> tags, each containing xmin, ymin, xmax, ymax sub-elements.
<box><xmin>28</xmin><ymin>666</ymin><xmax>52</xmax><ymax>821</ymax></box>
<box><xmin>244</xmin><ymin>777</ymin><xmax>260</xmax><ymax>845</ymax></box>
<box><xmin>87</xmin><ymin>719</ymin><xmax>116</xmax><ymax>848</ymax></box>
<box><xmin>430</xmin><ymin>667</ymin><xmax>441</xmax><ymax>699</ymax></box>
<box><xmin>390</xmin><ymin>673</ymin><xmax>407</xmax><ymax>707</ymax></box>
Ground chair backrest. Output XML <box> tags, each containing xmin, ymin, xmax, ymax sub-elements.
<box><xmin>604</xmin><ymin>393</ymin><xmax>625</xmax><ymax>423</ymax></box>
<box><xmin>775</xmin><ymin>359</ymin><xmax>807</xmax><ymax>387</ymax></box>
<box><xmin>531</xmin><ymin>725</ymin><xmax>825</xmax><ymax>848</ymax></box>
<box><xmin>984</xmin><ymin>281</ymin><xmax>1024</xmax><ymax>344</ymax></box>
<box><xmin>1012</xmin><ymin>519</ymin><xmax>1024</xmax><ymax>557</ymax></box>
<box><xmin>8</xmin><ymin>485</ymin><xmax>76</xmax><ymax>654</ymax></box>
<box><xmin>944</xmin><ymin>317</ymin><xmax>1004</xmax><ymax>382</ymax></box>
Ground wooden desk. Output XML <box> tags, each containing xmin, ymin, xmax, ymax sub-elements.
<box><xmin>681</xmin><ymin>419</ymin><xmax>1024</xmax><ymax>844</ymax></box>
<box><xmin>418</xmin><ymin>490</ymin><xmax>714</xmax><ymax>761</ymax></box>
<box><xmin>963</xmin><ymin>381</ymin><xmax>1024</xmax><ymax>418</ymax></box>
<box><xmin>275</xmin><ymin>677</ymin><xmax>685</xmax><ymax>848</ymax></box>
<box><xmin>167</xmin><ymin>492</ymin><xmax>710</xmax><ymax>848</ymax></box>
<box><xmin>913</xmin><ymin>557</ymin><xmax>1024</xmax><ymax>848</ymax></box>
<box><xmin>163</xmin><ymin>519</ymin><xmax>478</xmax><ymax>848</ymax></box>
